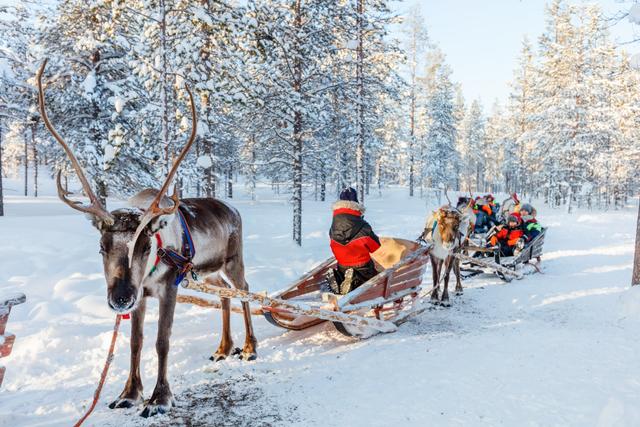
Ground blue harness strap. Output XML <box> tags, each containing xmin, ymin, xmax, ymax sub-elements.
<box><xmin>157</xmin><ymin>208</ymin><xmax>196</xmax><ymax>286</ymax></box>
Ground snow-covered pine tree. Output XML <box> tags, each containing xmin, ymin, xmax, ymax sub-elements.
<box><xmin>506</xmin><ymin>37</ymin><xmax>537</xmax><ymax>195</ymax></box>
<box><xmin>458</xmin><ymin>100</ymin><xmax>486</xmax><ymax>192</ymax></box>
<box><xmin>38</xmin><ymin>0</ymin><xmax>159</xmax><ymax>202</ymax></box>
<box><xmin>423</xmin><ymin>59</ymin><xmax>458</xmax><ymax>204</ymax></box>
<box><xmin>403</xmin><ymin>4</ymin><xmax>429</xmax><ymax>198</ymax></box>
<box><xmin>243</xmin><ymin>0</ymin><xmax>342</xmax><ymax>245</ymax></box>
<box><xmin>484</xmin><ymin>101</ymin><xmax>514</xmax><ymax>194</ymax></box>
<box><xmin>0</xmin><ymin>2</ymin><xmax>43</xmax><ymax>199</ymax></box>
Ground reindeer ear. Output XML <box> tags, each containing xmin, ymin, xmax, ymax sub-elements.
<box><xmin>91</xmin><ymin>216</ymin><xmax>109</xmax><ymax>232</ymax></box>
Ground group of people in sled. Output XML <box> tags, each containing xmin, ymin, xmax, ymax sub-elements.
<box><xmin>470</xmin><ymin>193</ymin><xmax>543</xmax><ymax>258</ymax></box>
<box><xmin>324</xmin><ymin>188</ymin><xmax>543</xmax><ymax>296</ymax></box>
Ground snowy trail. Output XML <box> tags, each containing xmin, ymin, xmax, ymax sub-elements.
<box><xmin>1</xmin><ymin>186</ymin><xmax>640</xmax><ymax>426</ymax></box>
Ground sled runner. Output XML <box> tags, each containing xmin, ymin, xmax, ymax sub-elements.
<box><xmin>460</xmin><ymin>228</ymin><xmax>546</xmax><ymax>282</ymax></box>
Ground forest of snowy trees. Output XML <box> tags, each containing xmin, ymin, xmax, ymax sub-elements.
<box><xmin>0</xmin><ymin>0</ymin><xmax>639</xmax><ymax>243</ymax></box>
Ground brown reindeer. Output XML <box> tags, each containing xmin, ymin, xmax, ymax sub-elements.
<box><xmin>36</xmin><ymin>60</ymin><xmax>257</xmax><ymax>418</ymax></box>
<box><xmin>420</xmin><ymin>200</ymin><xmax>472</xmax><ymax>306</ymax></box>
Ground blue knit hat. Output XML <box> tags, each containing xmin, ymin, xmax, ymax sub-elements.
<box><xmin>339</xmin><ymin>187</ymin><xmax>359</xmax><ymax>203</ymax></box>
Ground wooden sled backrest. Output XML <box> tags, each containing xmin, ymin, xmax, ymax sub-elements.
<box><xmin>513</xmin><ymin>228</ymin><xmax>546</xmax><ymax>264</ymax></box>
<box><xmin>372</xmin><ymin>237</ymin><xmax>420</xmax><ymax>270</ymax></box>
<box><xmin>341</xmin><ymin>245</ymin><xmax>431</xmax><ymax>307</ymax></box>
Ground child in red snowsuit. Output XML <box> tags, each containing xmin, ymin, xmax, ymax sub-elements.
<box><xmin>490</xmin><ymin>213</ymin><xmax>524</xmax><ymax>256</ymax></box>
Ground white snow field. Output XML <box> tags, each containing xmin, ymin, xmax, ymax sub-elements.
<box><xmin>1</xmin><ymin>180</ymin><xmax>640</xmax><ymax>427</ymax></box>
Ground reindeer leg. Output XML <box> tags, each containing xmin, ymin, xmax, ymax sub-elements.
<box><xmin>222</xmin><ymin>256</ymin><xmax>257</xmax><ymax>361</ymax></box>
<box><xmin>240</xmin><ymin>300</ymin><xmax>258</xmax><ymax>361</ymax></box>
<box><xmin>454</xmin><ymin>257</ymin><xmax>463</xmax><ymax>295</ymax></box>
<box><xmin>441</xmin><ymin>257</ymin><xmax>455</xmax><ymax>307</ymax></box>
<box><xmin>110</xmin><ymin>297</ymin><xmax>146</xmax><ymax>409</ymax></box>
<box><xmin>140</xmin><ymin>289</ymin><xmax>177</xmax><ymax>418</ymax></box>
<box><xmin>210</xmin><ymin>297</ymin><xmax>234</xmax><ymax>362</ymax></box>
<box><xmin>430</xmin><ymin>257</ymin><xmax>441</xmax><ymax>304</ymax></box>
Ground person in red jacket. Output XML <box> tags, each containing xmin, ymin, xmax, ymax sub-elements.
<box><xmin>489</xmin><ymin>213</ymin><xmax>525</xmax><ymax>256</ymax></box>
<box><xmin>327</xmin><ymin>187</ymin><xmax>381</xmax><ymax>294</ymax></box>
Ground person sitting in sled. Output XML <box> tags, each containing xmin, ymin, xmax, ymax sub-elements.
<box><xmin>519</xmin><ymin>203</ymin><xmax>542</xmax><ymax>241</ymax></box>
<box><xmin>489</xmin><ymin>212</ymin><xmax>525</xmax><ymax>257</ymax></box>
<box><xmin>473</xmin><ymin>196</ymin><xmax>498</xmax><ymax>233</ymax></box>
<box><xmin>500</xmin><ymin>193</ymin><xmax>520</xmax><ymax>222</ymax></box>
<box><xmin>326</xmin><ymin>187</ymin><xmax>381</xmax><ymax>295</ymax></box>
<box><xmin>485</xmin><ymin>194</ymin><xmax>500</xmax><ymax>223</ymax></box>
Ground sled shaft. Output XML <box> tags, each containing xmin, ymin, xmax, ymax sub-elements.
<box><xmin>455</xmin><ymin>253</ymin><xmax>523</xmax><ymax>279</ymax></box>
<box><xmin>183</xmin><ymin>281</ymin><xmax>397</xmax><ymax>333</ymax></box>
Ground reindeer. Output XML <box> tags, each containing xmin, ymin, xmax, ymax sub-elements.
<box><xmin>419</xmin><ymin>191</ymin><xmax>474</xmax><ymax>306</ymax></box>
<box><xmin>36</xmin><ymin>60</ymin><xmax>257</xmax><ymax>418</ymax></box>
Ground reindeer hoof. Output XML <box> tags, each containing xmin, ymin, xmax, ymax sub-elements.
<box><xmin>455</xmin><ymin>290</ymin><xmax>463</xmax><ymax>296</ymax></box>
<box><xmin>240</xmin><ymin>352</ymin><xmax>257</xmax><ymax>361</ymax></box>
<box><xmin>231</xmin><ymin>347</ymin><xmax>242</xmax><ymax>356</ymax></box>
<box><xmin>139</xmin><ymin>393</ymin><xmax>174</xmax><ymax>418</ymax></box>
<box><xmin>140</xmin><ymin>403</ymin><xmax>171</xmax><ymax>418</ymax></box>
<box><xmin>441</xmin><ymin>300</ymin><xmax>451</xmax><ymax>307</ymax></box>
<box><xmin>209</xmin><ymin>353</ymin><xmax>227</xmax><ymax>362</ymax></box>
<box><xmin>109</xmin><ymin>397</ymin><xmax>141</xmax><ymax>409</ymax></box>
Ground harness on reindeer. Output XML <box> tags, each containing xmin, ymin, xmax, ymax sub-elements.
<box><xmin>151</xmin><ymin>208</ymin><xmax>197</xmax><ymax>286</ymax></box>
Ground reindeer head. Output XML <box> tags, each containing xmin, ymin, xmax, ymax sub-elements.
<box><xmin>435</xmin><ymin>207</ymin><xmax>462</xmax><ymax>250</ymax></box>
<box><xmin>37</xmin><ymin>59</ymin><xmax>197</xmax><ymax>313</ymax></box>
<box><xmin>95</xmin><ymin>209</ymin><xmax>151</xmax><ymax>312</ymax></box>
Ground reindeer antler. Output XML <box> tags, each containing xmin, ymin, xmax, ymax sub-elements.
<box><xmin>444</xmin><ymin>187</ymin><xmax>452</xmax><ymax>206</ymax></box>
<box><xmin>37</xmin><ymin>59</ymin><xmax>114</xmax><ymax>226</ymax></box>
<box><xmin>127</xmin><ymin>84</ymin><xmax>197</xmax><ymax>265</ymax></box>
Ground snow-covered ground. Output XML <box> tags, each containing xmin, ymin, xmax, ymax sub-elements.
<box><xmin>1</xmin><ymin>178</ymin><xmax>640</xmax><ymax>427</ymax></box>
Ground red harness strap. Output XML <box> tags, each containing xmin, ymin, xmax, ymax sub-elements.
<box><xmin>153</xmin><ymin>233</ymin><xmax>163</xmax><ymax>270</ymax></box>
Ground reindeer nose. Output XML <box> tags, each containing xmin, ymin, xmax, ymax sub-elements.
<box><xmin>109</xmin><ymin>296</ymin><xmax>136</xmax><ymax>312</ymax></box>
<box><xmin>109</xmin><ymin>285</ymin><xmax>137</xmax><ymax>312</ymax></box>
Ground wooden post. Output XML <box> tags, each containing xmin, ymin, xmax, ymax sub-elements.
<box><xmin>632</xmin><ymin>197</ymin><xmax>640</xmax><ymax>286</ymax></box>
<box><xmin>0</xmin><ymin>293</ymin><xmax>26</xmax><ymax>388</ymax></box>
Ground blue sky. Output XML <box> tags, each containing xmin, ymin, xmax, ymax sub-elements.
<box><xmin>395</xmin><ymin>0</ymin><xmax>638</xmax><ymax>108</ymax></box>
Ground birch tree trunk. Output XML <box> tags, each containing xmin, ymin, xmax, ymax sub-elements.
<box><xmin>160</xmin><ymin>0</ymin><xmax>171</xmax><ymax>174</ymax></box>
<box><xmin>250</xmin><ymin>143</ymin><xmax>256</xmax><ymax>202</ymax></box>
<box><xmin>292</xmin><ymin>0</ymin><xmax>303</xmax><ymax>246</ymax></box>
<box><xmin>408</xmin><ymin>21</ymin><xmax>417</xmax><ymax>198</ymax></box>
<box><xmin>226</xmin><ymin>165</ymin><xmax>233</xmax><ymax>198</ymax></box>
<box><xmin>320</xmin><ymin>160</ymin><xmax>326</xmax><ymax>202</ymax></box>
<box><xmin>355</xmin><ymin>0</ymin><xmax>366</xmax><ymax>204</ymax></box>
<box><xmin>31</xmin><ymin>124</ymin><xmax>38</xmax><ymax>198</ymax></box>
<box><xmin>23</xmin><ymin>134</ymin><xmax>28</xmax><ymax>197</ymax></box>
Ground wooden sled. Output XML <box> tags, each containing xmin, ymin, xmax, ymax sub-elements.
<box><xmin>261</xmin><ymin>238</ymin><xmax>432</xmax><ymax>338</ymax></box>
<box><xmin>460</xmin><ymin>228</ymin><xmax>547</xmax><ymax>282</ymax></box>
<box><xmin>181</xmin><ymin>238</ymin><xmax>431</xmax><ymax>338</ymax></box>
